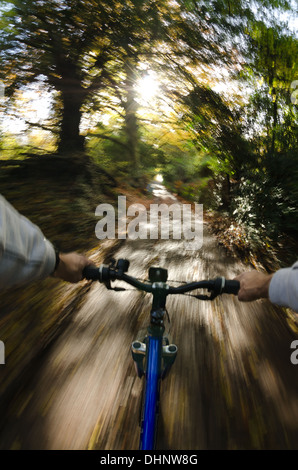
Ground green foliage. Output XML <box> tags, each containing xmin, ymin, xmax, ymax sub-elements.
<box><xmin>0</xmin><ymin>0</ymin><xmax>297</xmax><ymax>259</ymax></box>
<box><xmin>87</xmin><ymin>123</ymin><xmax>164</xmax><ymax>180</ymax></box>
<box><xmin>229</xmin><ymin>21</ymin><xmax>298</xmax><ymax>251</ymax></box>
<box><xmin>178</xmin><ymin>10</ymin><xmax>298</xmax><ymax>259</ymax></box>
<box><xmin>232</xmin><ymin>176</ymin><xmax>294</xmax><ymax>241</ymax></box>
<box><xmin>0</xmin><ymin>0</ymin><xmax>170</xmax><ymax>154</ymax></box>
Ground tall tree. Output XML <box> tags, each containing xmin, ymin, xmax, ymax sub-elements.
<box><xmin>85</xmin><ymin>0</ymin><xmax>172</xmax><ymax>168</ymax></box>
<box><xmin>0</xmin><ymin>0</ymin><xmax>172</xmax><ymax>162</ymax></box>
<box><xmin>0</xmin><ymin>0</ymin><xmax>293</xmax><ymax>165</ymax></box>
<box><xmin>87</xmin><ymin>0</ymin><xmax>252</xmax><ymax>168</ymax></box>
<box><xmin>0</xmin><ymin>0</ymin><xmax>122</xmax><ymax>153</ymax></box>
<box><xmin>246</xmin><ymin>21</ymin><xmax>297</xmax><ymax>157</ymax></box>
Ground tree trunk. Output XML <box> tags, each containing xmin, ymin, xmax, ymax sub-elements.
<box><xmin>58</xmin><ymin>88</ymin><xmax>85</xmax><ymax>154</ymax></box>
<box><xmin>271</xmin><ymin>91</ymin><xmax>278</xmax><ymax>156</ymax></box>
<box><xmin>123</xmin><ymin>58</ymin><xmax>140</xmax><ymax>169</ymax></box>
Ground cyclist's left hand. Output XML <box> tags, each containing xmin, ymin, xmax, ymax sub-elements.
<box><xmin>53</xmin><ymin>252</ymin><xmax>93</xmax><ymax>283</ymax></box>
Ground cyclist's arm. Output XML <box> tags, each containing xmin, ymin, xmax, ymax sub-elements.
<box><xmin>0</xmin><ymin>194</ymin><xmax>56</xmax><ymax>289</ymax></box>
<box><xmin>0</xmin><ymin>195</ymin><xmax>90</xmax><ymax>290</ymax></box>
<box><xmin>268</xmin><ymin>261</ymin><xmax>298</xmax><ymax>312</ymax></box>
<box><xmin>235</xmin><ymin>261</ymin><xmax>298</xmax><ymax>313</ymax></box>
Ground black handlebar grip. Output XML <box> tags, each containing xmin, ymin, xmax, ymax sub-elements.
<box><xmin>223</xmin><ymin>280</ymin><xmax>240</xmax><ymax>295</ymax></box>
<box><xmin>82</xmin><ymin>265</ymin><xmax>101</xmax><ymax>280</ymax></box>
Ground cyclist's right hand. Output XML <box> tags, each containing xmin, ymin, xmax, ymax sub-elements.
<box><xmin>234</xmin><ymin>271</ymin><xmax>273</xmax><ymax>302</ymax></box>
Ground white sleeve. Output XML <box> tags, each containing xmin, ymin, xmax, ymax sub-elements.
<box><xmin>0</xmin><ymin>194</ymin><xmax>56</xmax><ymax>290</ymax></box>
<box><xmin>269</xmin><ymin>261</ymin><xmax>298</xmax><ymax>313</ymax></box>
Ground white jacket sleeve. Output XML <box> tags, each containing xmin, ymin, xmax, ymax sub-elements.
<box><xmin>0</xmin><ymin>194</ymin><xmax>56</xmax><ymax>290</ymax></box>
<box><xmin>269</xmin><ymin>261</ymin><xmax>298</xmax><ymax>313</ymax></box>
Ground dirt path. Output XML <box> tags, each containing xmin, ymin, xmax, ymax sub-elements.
<box><xmin>0</xmin><ymin>185</ymin><xmax>297</xmax><ymax>450</ymax></box>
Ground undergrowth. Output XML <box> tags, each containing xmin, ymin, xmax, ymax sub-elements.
<box><xmin>205</xmin><ymin>209</ymin><xmax>298</xmax><ymax>273</ymax></box>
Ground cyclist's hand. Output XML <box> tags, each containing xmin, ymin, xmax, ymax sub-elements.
<box><xmin>53</xmin><ymin>252</ymin><xmax>93</xmax><ymax>283</ymax></box>
<box><xmin>234</xmin><ymin>271</ymin><xmax>273</xmax><ymax>302</ymax></box>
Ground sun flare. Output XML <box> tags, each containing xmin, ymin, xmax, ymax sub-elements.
<box><xmin>155</xmin><ymin>174</ymin><xmax>163</xmax><ymax>182</ymax></box>
<box><xmin>136</xmin><ymin>72</ymin><xmax>159</xmax><ymax>103</ymax></box>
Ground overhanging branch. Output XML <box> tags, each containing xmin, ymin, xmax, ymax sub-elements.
<box><xmin>87</xmin><ymin>133</ymin><xmax>129</xmax><ymax>149</ymax></box>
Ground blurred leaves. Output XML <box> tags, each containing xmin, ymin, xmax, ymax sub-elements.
<box><xmin>0</xmin><ymin>0</ymin><xmax>297</xmax><ymax>257</ymax></box>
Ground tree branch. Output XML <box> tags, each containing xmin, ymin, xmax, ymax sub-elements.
<box><xmin>87</xmin><ymin>133</ymin><xmax>129</xmax><ymax>149</ymax></box>
<box><xmin>22</xmin><ymin>119</ymin><xmax>59</xmax><ymax>134</ymax></box>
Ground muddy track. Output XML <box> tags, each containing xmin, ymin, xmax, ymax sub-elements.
<box><xmin>0</xmin><ymin>185</ymin><xmax>297</xmax><ymax>450</ymax></box>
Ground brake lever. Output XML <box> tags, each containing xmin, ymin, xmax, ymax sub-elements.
<box><xmin>189</xmin><ymin>277</ymin><xmax>225</xmax><ymax>301</ymax></box>
<box><xmin>103</xmin><ymin>261</ymin><xmax>128</xmax><ymax>291</ymax></box>
<box><xmin>103</xmin><ymin>278</ymin><xmax>126</xmax><ymax>291</ymax></box>
<box><xmin>192</xmin><ymin>292</ymin><xmax>217</xmax><ymax>301</ymax></box>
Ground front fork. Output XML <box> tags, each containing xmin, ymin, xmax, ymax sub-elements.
<box><xmin>131</xmin><ymin>338</ymin><xmax>177</xmax><ymax>380</ymax></box>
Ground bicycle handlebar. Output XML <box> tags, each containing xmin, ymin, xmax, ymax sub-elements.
<box><xmin>82</xmin><ymin>259</ymin><xmax>240</xmax><ymax>300</ymax></box>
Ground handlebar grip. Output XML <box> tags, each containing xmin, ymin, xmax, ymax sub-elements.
<box><xmin>82</xmin><ymin>265</ymin><xmax>101</xmax><ymax>281</ymax></box>
<box><xmin>223</xmin><ymin>280</ymin><xmax>240</xmax><ymax>295</ymax></box>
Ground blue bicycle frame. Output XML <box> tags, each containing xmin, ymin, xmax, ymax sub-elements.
<box><xmin>83</xmin><ymin>259</ymin><xmax>240</xmax><ymax>451</ymax></box>
<box><xmin>132</xmin><ymin>270</ymin><xmax>177</xmax><ymax>451</ymax></box>
<box><xmin>140</xmin><ymin>335</ymin><xmax>162</xmax><ymax>450</ymax></box>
